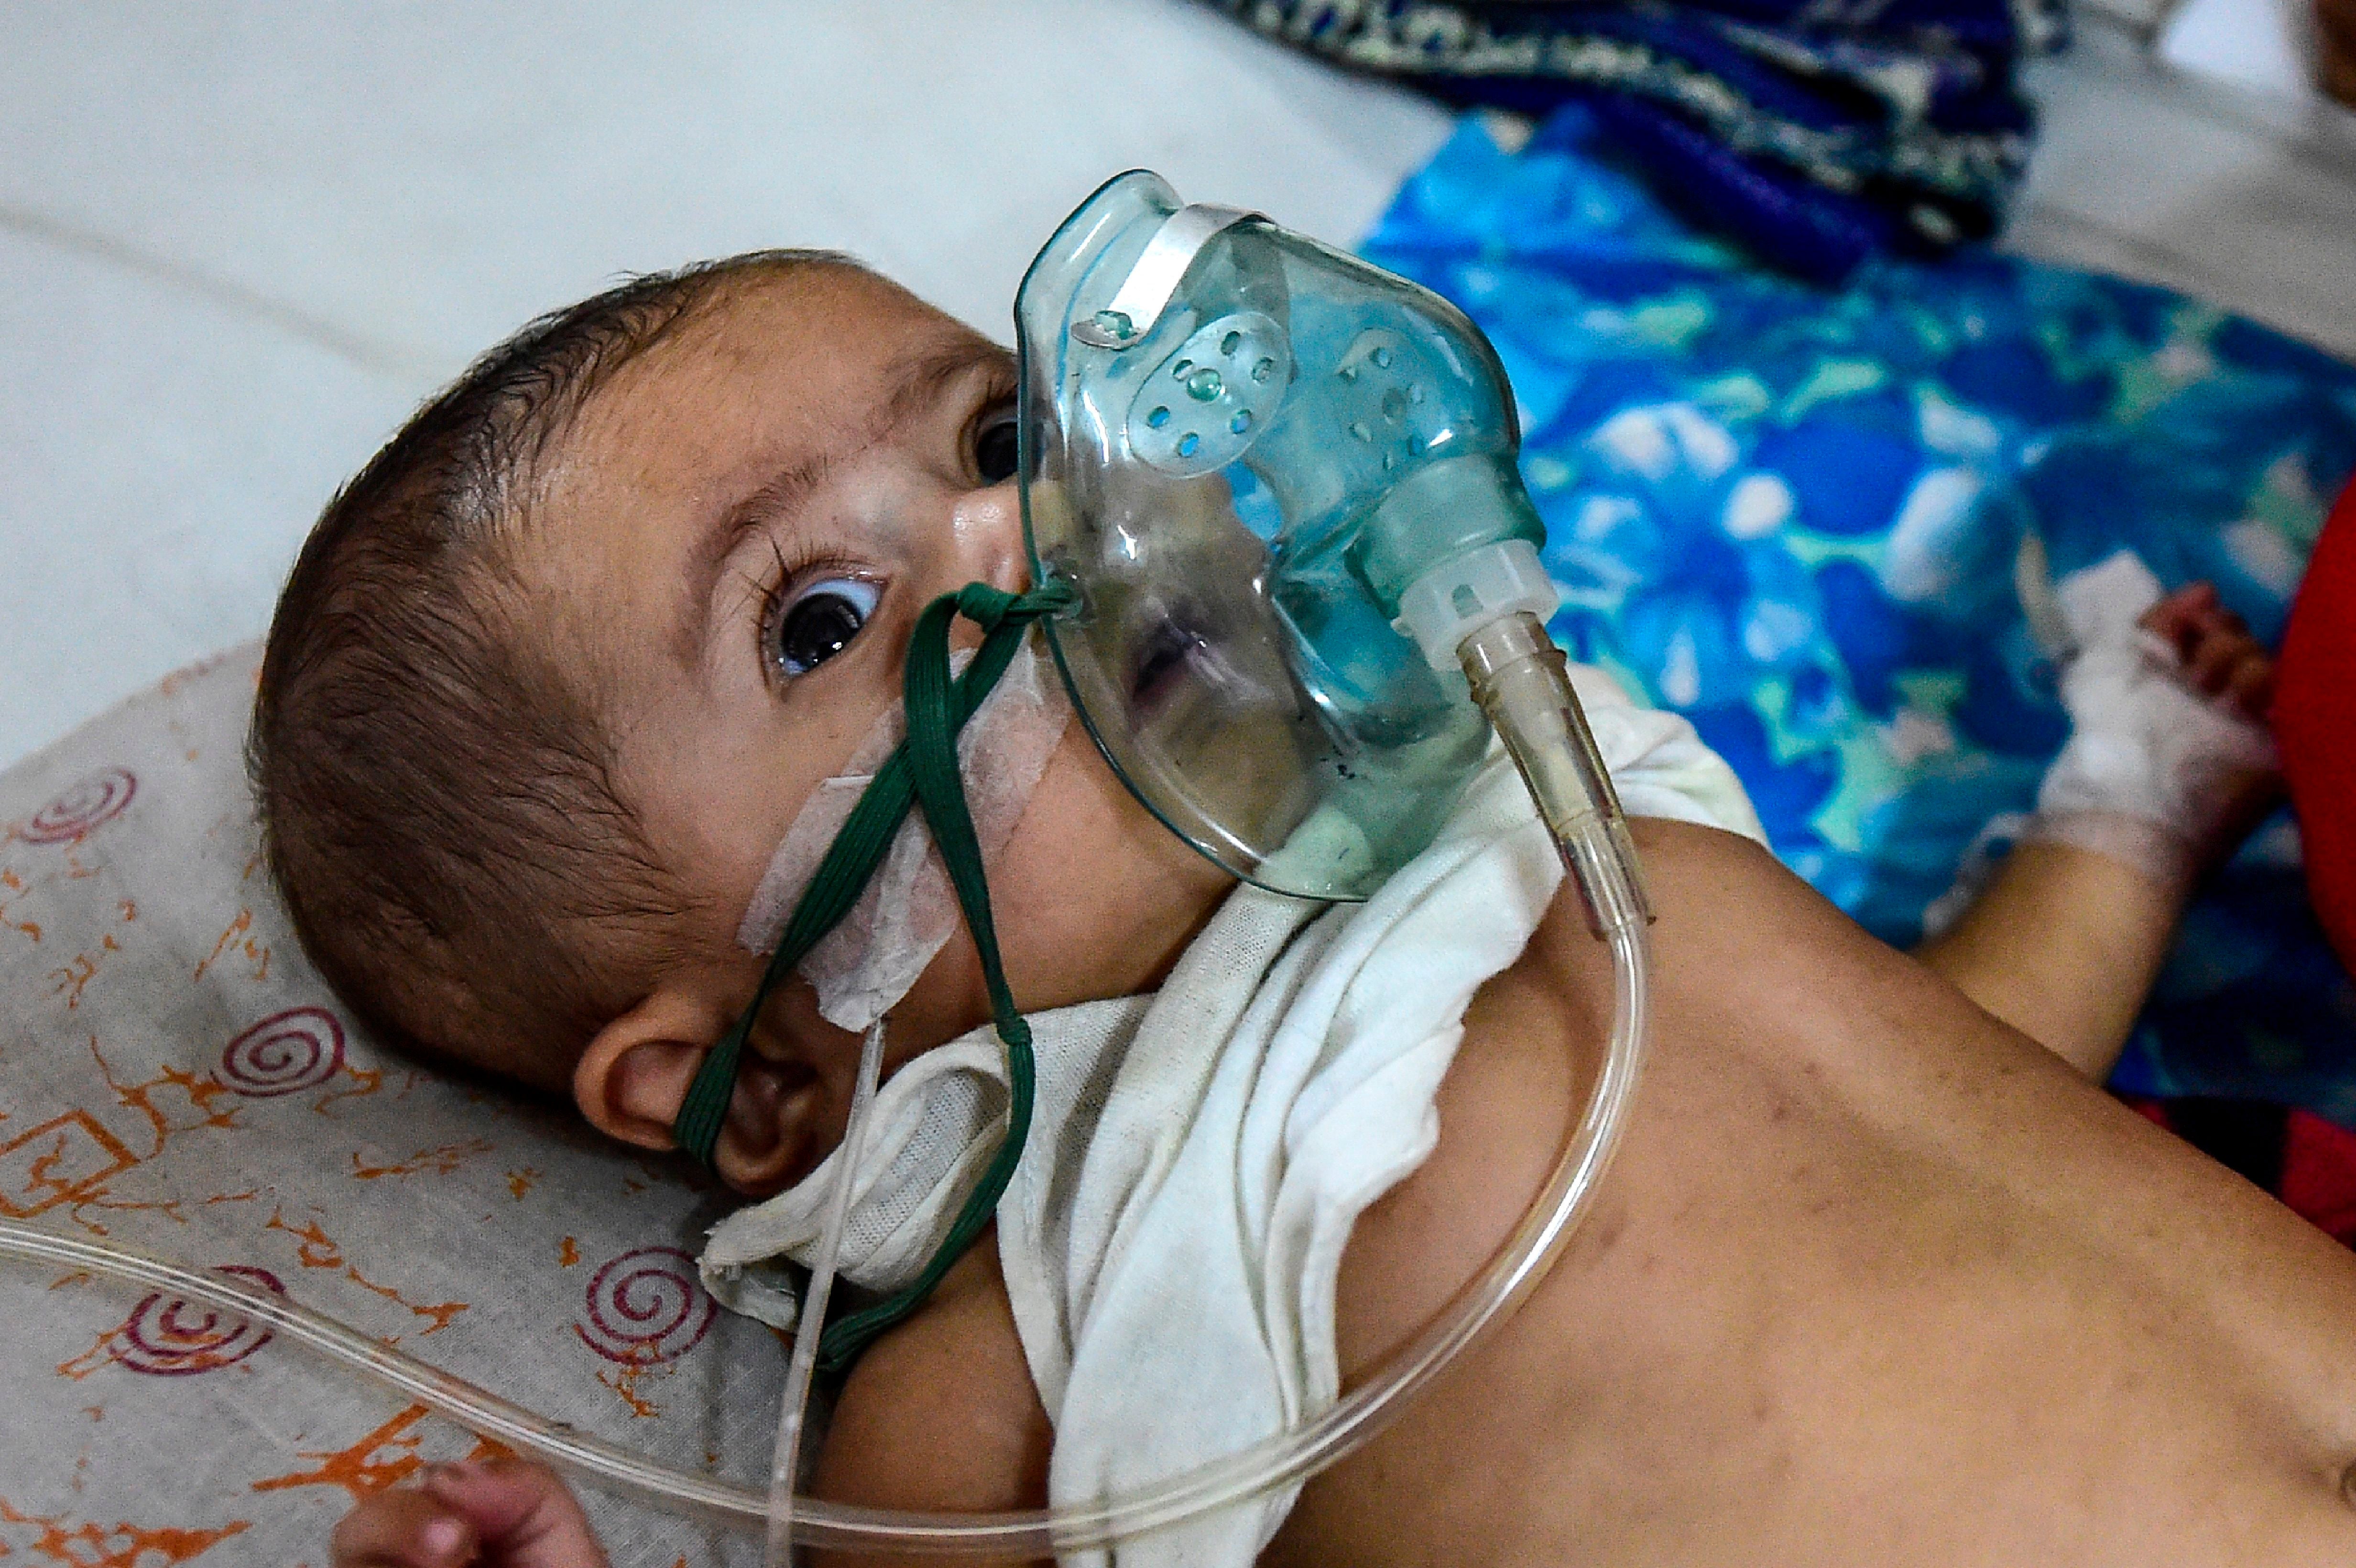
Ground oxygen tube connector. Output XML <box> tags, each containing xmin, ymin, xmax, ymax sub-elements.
<box><xmin>1395</xmin><ymin>539</ymin><xmax>1654</xmax><ymax>937</ymax></box>
<box><xmin>1458</xmin><ymin>613</ymin><xmax>1654</xmax><ymax>936</ymax></box>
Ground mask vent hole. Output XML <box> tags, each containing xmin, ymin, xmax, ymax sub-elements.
<box><xmin>1452</xmin><ymin>583</ymin><xmax>1483</xmax><ymax>616</ymax></box>
<box><xmin>1328</xmin><ymin>329</ymin><xmax>1449</xmax><ymax>479</ymax></box>
<box><xmin>1124</xmin><ymin>310</ymin><xmax>1290</xmax><ymax>476</ymax></box>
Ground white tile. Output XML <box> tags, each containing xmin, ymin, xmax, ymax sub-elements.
<box><xmin>0</xmin><ymin>0</ymin><xmax>1448</xmax><ymax>351</ymax></box>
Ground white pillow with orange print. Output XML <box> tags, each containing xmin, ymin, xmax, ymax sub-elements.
<box><xmin>0</xmin><ymin>645</ymin><xmax>778</xmax><ymax>1567</ymax></box>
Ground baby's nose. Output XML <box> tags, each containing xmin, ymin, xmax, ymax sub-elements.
<box><xmin>948</xmin><ymin>482</ymin><xmax>1029</xmax><ymax>593</ymax></box>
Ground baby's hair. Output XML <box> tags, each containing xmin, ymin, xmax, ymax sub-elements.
<box><xmin>251</xmin><ymin>250</ymin><xmax>855</xmax><ymax>1091</ymax></box>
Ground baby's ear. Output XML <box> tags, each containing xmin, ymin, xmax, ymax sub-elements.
<box><xmin>572</xmin><ymin>991</ymin><xmax>716</xmax><ymax>1153</ymax></box>
<box><xmin>572</xmin><ymin>986</ymin><xmax>822</xmax><ymax>1195</ymax></box>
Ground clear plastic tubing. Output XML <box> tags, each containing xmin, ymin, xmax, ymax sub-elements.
<box><xmin>768</xmin><ymin>1014</ymin><xmax>891</xmax><ymax>1563</ymax></box>
<box><xmin>0</xmin><ymin>697</ymin><xmax>1652</xmax><ymax>1557</ymax></box>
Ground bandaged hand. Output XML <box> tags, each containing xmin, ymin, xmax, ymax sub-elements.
<box><xmin>2029</xmin><ymin>552</ymin><xmax>2279</xmax><ymax>891</ymax></box>
<box><xmin>329</xmin><ymin>1459</ymin><xmax>609</xmax><ymax>1568</ymax></box>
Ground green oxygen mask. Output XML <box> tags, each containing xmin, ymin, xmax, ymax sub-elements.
<box><xmin>1016</xmin><ymin>170</ymin><xmax>1575</xmax><ymax>900</ymax></box>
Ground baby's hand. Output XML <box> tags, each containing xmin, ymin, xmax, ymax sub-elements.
<box><xmin>2033</xmin><ymin>559</ymin><xmax>2280</xmax><ymax>886</ymax></box>
<box><xmin>330</xmin><ymin>1459</ymin><xmax>610</xmax><ymax>1568</ymax></box>
<box><xmin>2138</xmin><ymin>582</ymin><xmax>2274</xmax><ymax>723</ymax></box>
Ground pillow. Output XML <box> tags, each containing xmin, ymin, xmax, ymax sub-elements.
<box><xmin>0</xmin><ymin>645</ymin><xmax>778</xmax><ymax>1566</ymax></box>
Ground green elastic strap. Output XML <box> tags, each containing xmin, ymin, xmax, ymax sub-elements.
<box><xmin>668</xmin><ymin>577</ymin><xmax>1073</xmax><ymax>1376</ymax></box>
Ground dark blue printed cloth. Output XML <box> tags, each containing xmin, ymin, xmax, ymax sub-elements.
<box><xmin>1215</xmin><ymin>0</ymin><xmax>2065</xmax><ymax>279</ymax></box>
<box><xmin>1362</xmin><ymin>115</ymin><xmax>2356</xmax><ymax>1121</ymax></box>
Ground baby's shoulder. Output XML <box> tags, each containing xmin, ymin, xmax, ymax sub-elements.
<box><xmin>812</xmin><ymin>1236</ymin><xmax>1052</xmax><ymax>1565</ymax></box>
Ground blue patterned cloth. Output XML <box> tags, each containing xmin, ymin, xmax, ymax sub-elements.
<box><xmin>1363</xmin><ymin>115</ymin><xmax>2356</xmax><ymax>1120</ymax></box>
<box><xmin>1215</xmin><ymin>0</ymin><xmax>2065</xmax><ymax>279</ymax></box>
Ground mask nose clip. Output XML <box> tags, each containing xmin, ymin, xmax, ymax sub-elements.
<box><xmin>1068</xmin><ymin>202</ymin><xmax>1265</xmax><ymax>349</ymax></box>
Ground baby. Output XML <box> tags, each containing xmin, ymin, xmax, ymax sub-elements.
<box><xmin>259</xmin><ymin>254</ymin><xmax>2356</xmax><ymax>1567</ymax></box>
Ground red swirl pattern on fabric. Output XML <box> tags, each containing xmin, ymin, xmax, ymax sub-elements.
<box><xmin>18</xmin><ymin>766</ymin><xmax>137</xmax><ymax>844</ymax></box>
<box><xmin>572</xmin><ymin>1246</ymin><xmax>716</xmax><ymax>1366</ymax></box>
<box><xmin>218</xmin><ymin>1007</ymin><xmax>346</xmax><ymax>1097</ymax></box>
<box><xmin>117</xmin><ymin>1264</ymin><xmax>287</xmax><ymax>1375</ymax></box>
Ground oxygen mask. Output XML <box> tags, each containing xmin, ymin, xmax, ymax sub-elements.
<box><xmin>1019</xmin><ymin>171</ymin><xmax>1600</xmax><ymax>901</ymax></box>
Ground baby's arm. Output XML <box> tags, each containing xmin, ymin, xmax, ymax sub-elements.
<box><xmin>809</xmin><ymin>1238</ymin><xmax>1054</xmax><ymax>1568</ymax></box>
<box><xmin>1914</xmin><ymin>838</ymin><xmax>2196</xmax><ymax>1079</ymax></box>
<box><xmin>326</xmin><ymin>1242</ymin><xmax>1047</xmax><ymax>1568</ymax></box>
<box><xmin>1916</xmin><ymin>574</ymin><xmax>2279</xmax><ymax>1079</ymax></box>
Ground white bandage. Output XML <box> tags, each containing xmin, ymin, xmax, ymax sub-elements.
<box><xmin>2029</xmin><ymin>551</ymin><xmax>2276</xmax><ymax>887</ymax></box>
<box><xmin>736</xmin><ymin>636</ymin><xmax>1073</xmax><ymax>1031</ymax></box>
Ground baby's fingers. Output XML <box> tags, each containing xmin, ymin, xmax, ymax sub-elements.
<box><xmin>2185</xmin><ymin>628</ymin><xmax>2252</xmax><ymax>694</ymax></box>
<box><xmin>330</xmin><ymin>1487</ymin><xmax>478</xmax><ymax>1568</ymax></box>
<box><xmin>422</xmin><ymin>1460</ymin><xmax>610</xmax><ymax>1568</ymax></box>
<box><xmin>2138</xmin><ymin>583</ymin><xmax>2217</xmax><ymax>660</ymax></box>
<box><xmin>2226</xmin><ymin>650</ymin><xmax>2276</xmax><ymax>719</ymax></box>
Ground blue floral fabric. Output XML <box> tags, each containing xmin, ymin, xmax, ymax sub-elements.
<box><xmin>1363</xmin><ymin>114</ymin><xmax>2356</xmax><ymax>1120</ymax></box>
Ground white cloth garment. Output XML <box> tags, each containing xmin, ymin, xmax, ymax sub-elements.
<box><xmin>701</xmin><ymin>664</ymin><xmax>1763</xmax><ymax>1565</ymax></box>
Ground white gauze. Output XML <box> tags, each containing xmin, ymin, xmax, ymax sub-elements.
<box><xmin>736</xmin><ymin>635</ymin><xmax>1072</xmax><ymax>1031</ymax></box>
<box><xmin>2029</xmin><ymin>550</ymin><xmax>2277</xmax><ymax>885</ymax></box>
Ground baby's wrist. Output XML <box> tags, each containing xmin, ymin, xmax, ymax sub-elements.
<box><xmin>2020</xmin><ymin>810</ymin><xmax>2199</xmax><ymax>897</ymax></box>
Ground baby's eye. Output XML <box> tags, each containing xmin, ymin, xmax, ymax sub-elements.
<box><xmin>769</xmin><ymin>576</ymin><xmax>881</xmax><ymax>678</ymax></box>
<box><xmin>973</xmin><ymin>409</ymin><xmax>1019</xmax><ymax>486</ymax></box>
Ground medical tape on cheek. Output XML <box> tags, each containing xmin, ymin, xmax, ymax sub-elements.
<box><xmin>735</xmin><ymin>635</ymin><xmax>1073</xmax><ymax>1031</ymax></box>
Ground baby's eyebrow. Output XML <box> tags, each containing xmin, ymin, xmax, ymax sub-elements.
<box><xmin>875</xmin><ymin>336</ymin><xmax>1014</xmax><ymax>436</ymax></box>
<box><xmin>677</xmin><ymin>456</ymin><xmax>832</xmax><ymax>665</ymax></box>
<box><xmin>678</xmin><ymin>335</ymin><xmax>1014</xmax><ymax>662</ymax></box>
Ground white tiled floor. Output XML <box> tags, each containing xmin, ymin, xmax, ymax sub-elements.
<box><xmin>4</xmin><ymin>1</ymin><xmax>2352</xmax><ymax>768</ymax></box>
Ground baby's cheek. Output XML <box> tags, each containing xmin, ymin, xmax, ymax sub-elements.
<box><xmin>996</xmin><ymin>730</ymin><xmax>1230</xmax><ymax>991</ymax></box>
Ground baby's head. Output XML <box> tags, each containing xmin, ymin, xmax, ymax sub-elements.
<box><xmin>252</xmin><ymin>255</ymin><xmax>1230</xmax><ymax>1192</ymax></box>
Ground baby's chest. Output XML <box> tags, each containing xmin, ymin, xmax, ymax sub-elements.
<box><xmin>1291</xmin><ymin>1036</ymin><xmax>2356</xmax><ymax>1567</ymax></box>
